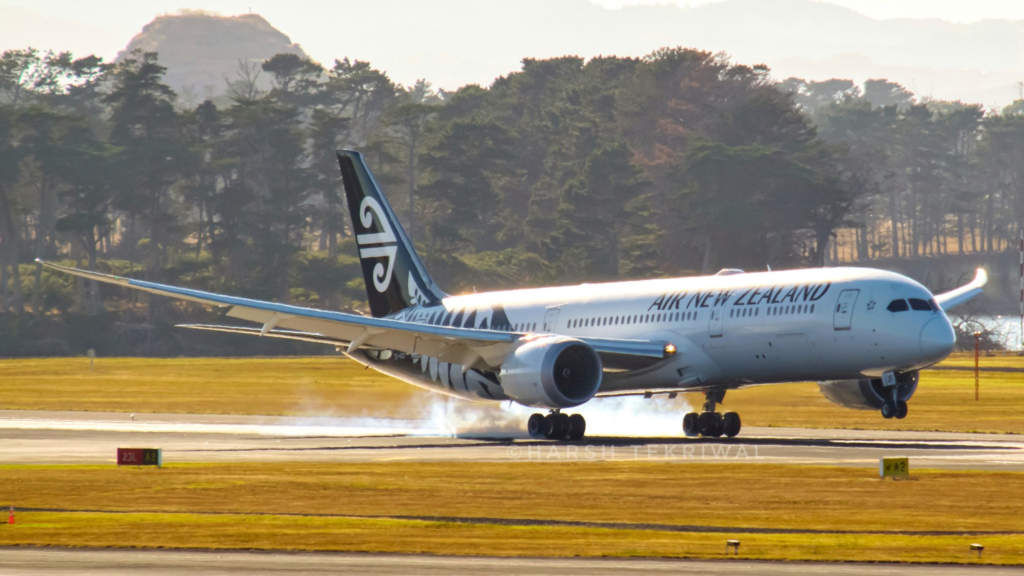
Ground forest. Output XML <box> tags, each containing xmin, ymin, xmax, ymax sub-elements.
<box><xmin>1</xmin><ymin>45</ymin><xmax>1022</xmax><ymax>355</ymax></box>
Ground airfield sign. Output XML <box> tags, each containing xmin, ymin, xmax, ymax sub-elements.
<box><xmin>879</xmin><ymin>456</ymin><xmax>909</xmax><ymax>479</ymax></box>
<box><xmin>117</xmin><ymin>448</ymin><xmax>162</xmax><ymax>468</ymax></box>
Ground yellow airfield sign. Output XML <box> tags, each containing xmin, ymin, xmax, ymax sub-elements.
<box><xmin>880</xmin><ymin>456</ymin><xmax>909</xmax><ymax>479</ymax></box>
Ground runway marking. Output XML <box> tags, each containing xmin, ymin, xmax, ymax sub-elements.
<box><xmin>0</xmin><ymin>418</ymin><xmax>449</xmax><ymax>437</ymax></box>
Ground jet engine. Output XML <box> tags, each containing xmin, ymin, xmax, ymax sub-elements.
<box><xmin>817</xmin><ymin>371</ymin><xmax>919</xmax><ymax>410</ymax></box>
<box><xmin>499</xmin><ymin>336</ymin><xmax>603</xmax><ymax>408</ymax></box>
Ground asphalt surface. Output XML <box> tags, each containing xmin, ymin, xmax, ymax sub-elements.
<box><xmin>1</xmin><ymin>409</ymin><xmax>1022</xmax><ymax>470</ymax></box>
<box><xmin>0</xmin><ymin>548</ymin><xmax>1015</xmax><ymax>575</ymax></box>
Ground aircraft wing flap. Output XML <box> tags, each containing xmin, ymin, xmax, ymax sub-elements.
<box><xmin>178</xmin><ymin>324</ymin><xmax>350</xmax><ymax>346</ymax></box>
<box><xmin>934</xmin><ymin>268</ymin><xmax>987</xmax><ymax>312</ymax></box>
<box><xmin>39</xmin><ymin>260</ymin><xmax>515</xmax><ymax>362</ymax></box>
<box><xmin>577</xmin><ymin>337</ymin><xmax>670</xmax><ymax>359</ymax></box>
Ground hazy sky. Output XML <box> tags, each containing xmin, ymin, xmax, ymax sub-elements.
<box><xmin>597</xmin><ymin>0</ymin><xmax>1024</xmax><ymax>21</ymax></box>
<box><xmin>5</xmin><ymin>0</ymin><xmax>1024</xmax><ymax>64</ymax></box>
<box><xmin>5</xmin><ymin>0</ymin><xmax>1024</xmax><ymax>66</ymax></box>
<box><xmin>5</xmin><ymin>0</ymin><xmax>1024</xmax><ymax>106</ymax></box>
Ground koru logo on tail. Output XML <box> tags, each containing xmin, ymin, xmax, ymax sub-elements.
<box><xmin>356</xmin><ymin>197</ymin><xmax>398</xmax><ymax>292</ymax></box>
<box><xmin>407</xmin><ymin>272</ymin><xmax>429</xmax><ymax>306</ymax></box>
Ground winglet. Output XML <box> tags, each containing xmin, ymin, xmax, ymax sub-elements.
<box><xmin>36</xmin><ymin>259</ymin><xmax>131</xmax><ymax>286</ymax></box>
<box><xmin>934</xmin><ymin>268</ymin><xmax>987</xmax><ymax>312</ymax></box>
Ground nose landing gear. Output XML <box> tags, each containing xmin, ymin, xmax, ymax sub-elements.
<box><xmin>882</xmin><ymin>399</ymin><xmax>909</xmax><ymax>420</ymax></box>
<box><xmin>683</xmin><ymin>390</ymin><xmax>741</xmax><ymax>438</ymax></box>
<box><xmin>880</xmin><ymin>371</ymin><xmax>911</xmax><ymax>420</ymax></box>
<box><xmin>528</xmin><ymin>410</ymin><xmax>586</xmax><ymax>440</ymax></box>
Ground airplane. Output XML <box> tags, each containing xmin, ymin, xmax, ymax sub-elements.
<box><xmin>40</xmin><ymin>150</ymin><xmax>988</xmax><ymax>441</ymax></box>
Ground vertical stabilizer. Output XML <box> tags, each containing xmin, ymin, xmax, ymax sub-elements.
<box><xmin>337</xmin><ymin>150</ymin><xmax>446</xmax><ymax>317</ymax></box>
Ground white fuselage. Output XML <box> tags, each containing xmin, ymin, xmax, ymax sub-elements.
<box><xmin>365</xmin><ymin>267</ymin><xmax>955</xmax><ymax>404</ymax></box>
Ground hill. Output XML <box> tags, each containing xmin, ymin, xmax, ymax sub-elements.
<box><xmin>115</xmin><ymin>11</ymin><xmax>308</xmax><ymax>101</ymax></box>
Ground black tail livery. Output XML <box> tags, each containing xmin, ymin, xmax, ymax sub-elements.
<box><xmin>337</xmin><ymin>150</ymin><xmax>447</xmax><ymax>317</ymax></box>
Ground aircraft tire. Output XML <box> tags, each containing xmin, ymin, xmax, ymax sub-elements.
<box><xmin>722</xmin><ymin>412</ymin><xmax>741</xmax><ymax>438</ymax></box>
<box><xmin>527</xmin><ymin>413</ymin><xmax>546</xmax><ymax>438</ymax></box>
<box><xmin>881</xmin><ymin>400</ymin><xmax>897</xmax><ymax>419</ymax></box>
<box><xmin>567</xmin><ymin>414</ymin><xmax>586</xmax><ymax>440</ymax></box>
<box><xmin>709</xmin><ymin>412</ymin><xmax>724</xmax><ymax>438</ymax></box>
<box><xmin>556</xmin><ymin>413</ymin><xmax>571</xmax><ymax>440</ymax></box>
<box><xmin>895</xmin><ymin>401</ymin><xmax>908</xmax><ymax>420</ymax></box>
<box><xmin>697</xmin><ymin>412</ymin><xmax>717</xmax><ymax>437</ymax></box>
<box><xmin>682</xmin><ymin>412</ymin><xmax>699</xmax><ymax>437</ymax></box>
<box><xmin>543</xmin><ymin>413</ymin><xmax>561</xmax><ymax>439</ymax></box>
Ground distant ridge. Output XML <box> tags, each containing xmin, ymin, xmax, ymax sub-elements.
<box><xmin>116</xmin><ymin>11</ymin><xmax>308</xmax><ymax>100</ymax></box>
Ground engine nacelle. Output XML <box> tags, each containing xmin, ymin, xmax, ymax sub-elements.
<box><xmin>499</xmin><ymin>336</ymin><xmax>603</xmax><ymax>409</ymax></box>
<box><xmin>817</xmin><ymin>371</ymin><xmax>919</xmax><ymax>410</ymax></box>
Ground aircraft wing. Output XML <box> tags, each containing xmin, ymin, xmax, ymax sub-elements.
<box><xmin>39</xmin><ymin>260</ymin><xmax>671</xmax><ymax>370</ymax></box>
<box><xmin>934</xmin><ymin>268</ymin><xmax>987</xmax><ymax>312</ymax></box>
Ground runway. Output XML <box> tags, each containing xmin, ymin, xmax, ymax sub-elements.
<box><xmin>0</xmin><ymin>548</ymin><xmax>1016</xmax><ymax>575</ymax></box>
<box><xmin>2</xmin><ymin>410</ymin><xmax>1023</xmax><ymax>471</ymax></box>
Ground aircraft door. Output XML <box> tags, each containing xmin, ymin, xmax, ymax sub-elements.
<box><xmin>542</xmin><ymin>307</ymin><xmax>561</xmax><ymax>333</ymax></box>
<box><xmin>833</xmin><ymin>289</ymin><xmax>859</xmax><ymax>331</ymax></box>
<box><xmin>708</xmin><ymin>307</ymin><xmax>724</xmax><ymax>338</ymax></box>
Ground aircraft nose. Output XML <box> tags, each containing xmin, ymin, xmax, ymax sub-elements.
<box><xmin>920</xmin><ymin>317</ymin><xmax>955</xmax><ymax>359</ymax></box>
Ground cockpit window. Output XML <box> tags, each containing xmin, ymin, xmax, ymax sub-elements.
<box><xmin>908</xmin><ymin>298</ymin><xmax>933</xmax><ymax>312</ymax></box>
<box><xmin>887</xmin><ymin>299</ymin><xmax>910</xmax><ymax>312</ymax></box>
<box><xmin>929</xmin><ymin>298</ymin><xmax>940</xmax><ymax>312</ymax></box>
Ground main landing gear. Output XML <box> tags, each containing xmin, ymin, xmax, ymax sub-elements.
<box><xmin>682</xmin><ymin>389</ymin><xmax>741</xmax><ymax>438</ymax></box>
<box><xmin>528</xmin><ymin>410</ymin><xmax>586</xmax><ymax>440</ymax></box>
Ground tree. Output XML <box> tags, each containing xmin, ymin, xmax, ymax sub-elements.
<box><xmin>550</xmin><ymin>142</ymin><xmax>648</xmax><ymax>280</ymax></box>
<box><xmin>386</xmin><ymin>80</ymin><xmax>438</xmax><ymax>239</ymax></box>
<box><xmin>102</xmin><ymin>50</ymin><xmax>188</xmax><ymax>271</ymax></box>
<box><xmin>262</xmin><ymin>53</ymin><xmax>323</xmax><ymax>108</ymax></box>
<box><xmin>419</xmin><ymin>120</ymin><xmax>515</xmax><ymax>256</ymax></box>
<box><xmin>863</xmin><ymin>79</ymin><xmax>914</xmax><ymax>110</ymax></box>
<box><xmin>0</xmin><ymin>105</ymin><xmax>24</xmax><ymax>311</ymax></box>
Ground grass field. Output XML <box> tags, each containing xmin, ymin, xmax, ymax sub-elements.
<box><xmin>0</xmin><ymin>357</ymin><xmax>419</xmax><ymax>418</ymax></box>
<box><xmin>0</xmin><ymin>354</ymin><xmax>1021</xmax><ymax>434</ymax></box>
<box><xmin>2</xmin><ymin>462</ymin><xmax>1022</xmax><ymax>563</ymax></box>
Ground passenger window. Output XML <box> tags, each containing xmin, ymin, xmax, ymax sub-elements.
<box><xmin>810</xmin><ymin>304</ymin><xmax>815</xmax><ymax>313</ymax></box>
<box><xmin>908</xmin><ymin>298</ymin><xmax>932</xmax><ymax>312</ymax></box>
<box><xmin>887</xmin><ymin>299</ymin><xmax>910</xmax><ymax>312</ymax></box>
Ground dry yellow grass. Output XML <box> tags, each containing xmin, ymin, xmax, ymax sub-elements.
<box><xmin>0</xmin><ymin>357</ymin><xmax>423</xmax><ymax>417</ymax></box>
<box><xmin>2</xmin><ymin>462</ymin><xmax>1023</xmax><ymax>564</ymax></box>
<box><xmin>3</xmin><ymin>462</ymin><xmax>1022</xmax><ymax>533</ymax></box>
<box><xmin>0</xmin><ymin>355</ymin><xmax>1021</xmax><ymax>433</ymax></box>
<box><xmin>3</xmin><ymin>512</ymin><xmax>1022</xmax><ymax>564</ymax></box>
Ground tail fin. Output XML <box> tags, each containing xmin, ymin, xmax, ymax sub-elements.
<box><xmin>337</xmin><ymin>150</ymin><xmax>447</xmax><ymax>317</ymax></box>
